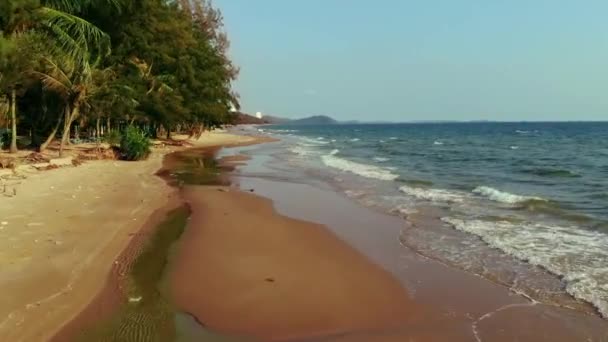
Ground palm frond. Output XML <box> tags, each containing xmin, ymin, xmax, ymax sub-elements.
<box><xmin>41</xmin><ymin>57</ymin><xmax>75</xmax><ymax>87</ymax></box>
<box><xmin>30</xmin><ymin>70</ymin><xmax>71</xmax><ymax>99</ymax></box>
<box><xmin>42</xmin><ymin>0</ymin><xmax>124</xmax><ymax>14</ymax></box>
<box><xmin>36</xmin><ymin>6</ymin><xmax>111</xmax><ymax>64</ymax></box>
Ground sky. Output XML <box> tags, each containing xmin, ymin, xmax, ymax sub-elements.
<box><xmin>214</xmin><ymin>0</ymin><xmax>608</xmax><ymax>122</ymax></box>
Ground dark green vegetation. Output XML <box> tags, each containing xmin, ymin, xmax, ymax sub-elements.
<box><xmin>75</xmin><ymin>206</ymin><xmax>190</xmax><ymax>342</ymax></box>
<box><xmin>120</xmin><ymin>126</ymin><xmax>151</xmax><ymax>161</ymax></box>
<box><xmin>0</xmin><ymin>0</ymin><xmax>239</xmax><ymax>156</ymax></box>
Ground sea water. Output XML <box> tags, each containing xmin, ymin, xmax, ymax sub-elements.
<box><xmin>242</xmin><ymin>122</ymin><xmax>608</xmax><ymax>318</ymax></box>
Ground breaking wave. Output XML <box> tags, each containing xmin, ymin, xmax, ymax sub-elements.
<box><xmin>322</xmin><ymin>150</ymin><xmax>399</xmax><ymax>181</ymax></box>
<box><xmin>473</xmin><ymin>186</ymin><xmax>546</xmax><ymax>205</ymax></box>
<box><xmin>399</xmin><ymin>186</ymin><xmax>464</xmax><ymax>203</ymax></box>
<box><xmin>442</xmin><ymin>217</ymin><xmax>608</xmax><ymax>318</ymax></box>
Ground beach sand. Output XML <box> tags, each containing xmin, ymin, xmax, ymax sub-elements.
<box><xmin>5</xmin><ymin>130</ymin><xmax>607</xmax><ymax>342</ymax></box>
<box><xmin>169</xmin><ymin>186</ymin><xmax>416</xmax><ymax>341</ymax></box>
<box><xmin>0</xmin><ymin>132</ymin><xmax>260</xmax><ymax>341</ymax></box>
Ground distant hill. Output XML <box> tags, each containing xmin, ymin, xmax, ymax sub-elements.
<box><xmin>264</xmin><ymin>115</ymin><xmax>292</xmax><ymax>124</ymax></box>
<box><xmin>284</xmin><ymin>115</ymin><xmax>338</xmax><ymax>125</ymax></box>
<box><xmin>232</xmin><ymin>112</ymin><xmax>269</xmax><ymax>125</ymax></box>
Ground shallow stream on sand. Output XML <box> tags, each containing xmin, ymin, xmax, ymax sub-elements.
<box><xmin>66</xmin><ymin>147</ymin><xmax>248</xmax><ymax>342</ymax></box>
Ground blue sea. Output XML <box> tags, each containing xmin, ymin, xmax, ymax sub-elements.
<box><xmin>247</xmin><ymin>122</ymin><xmax>608</xmax><ymax>318</ymax></box>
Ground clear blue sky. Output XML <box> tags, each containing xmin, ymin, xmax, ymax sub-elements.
<box><xmin>215</xmin><ymin>0</ymin><xmax>608</xmax><ymax>121</ymax></box>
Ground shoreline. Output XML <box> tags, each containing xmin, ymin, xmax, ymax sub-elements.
<box><xmin>169</xmin><ymin>185</ymin><xmax>417</xmax><ymax>340</ymax></box>
<box><xmin>0</xmin><ymin>132</ymin><xmax>270</xmax><ymax>341</ymax></box>
<box><xmin>3</xmin><ymin>129</ymin><xmax>607</xmax><ymax>341</ymax></box>
<box><xmin>228</xmin><ymin>139</ymin><xmax>608</xmax><ymax>341</ymax></box>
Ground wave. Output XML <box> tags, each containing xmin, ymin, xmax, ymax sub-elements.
<box><xmin>300</xmin><ymin>137</ymin><xmax>329</xmax><ymax>145</ymax></box>
<box><xmin>350</xmin><ymin>138</ymin><xmax>361</xmax><ymax>142</ymax></box>
<box><xmin>289</xmin><ymin>146</ymin><xmax>315</xmax><ymax>156</ymax></box>
<box><xmin>399</xmin><ymin>185</ymin><xmax>464</xmax><ymax>203</ymax></box>
<box><xmin>473</xmin><ymin>186</ymin><xmax>546</xmax><ymax>205</ymax></box>
<box><xmin>344</xmin><ymin>190</ymin><xmax>366</xmax><ymax>198</ymax></box>
<box><xmin>520</xmin><ymin>168</ymin><xmax>580</xmax><ymax>178</ymax></box>
<box><xmin>321</xmin><ymin>151</ymin><xmax>399</xmax><ymax>181</ymax></box>
<box><xmin>433</xmin><ymin>140</ymin><xmax>444</xmax><ymax>146</ymax></box>
<box><xmin>373</xmin><ymin>157</ymin><xmax>390</xmax><ymax>162</ymax></box>
<box><xmin>270</xmin><ymin>129</ymin><xmax>299</xmax><ymax>133</ymax></box>
<box><xmin>398</xmin><ymin>179</ymin><xmax>434</xmax><ymax>187</ymax></box>
<box><xmin>442</xmin><ymin>217</ymin><xmax>608</xmax><ymax>318</ymax></box>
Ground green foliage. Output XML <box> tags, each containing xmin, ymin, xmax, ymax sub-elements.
<box><xmin>0</xmin><ymin>129</ymin><xmax>9</xmax><ymax>149</ymax></box>
<box><xmin>119</xmin><ymin>126</ymin><xmax>151</xmax><ymax>161</ymax></box>
<box><xmin>0</xmin><ymin>0</ymin><xmax>239</xmax><ymax>152</ymax></box>
<box><xmin>104</xmin><ymin>129</ymin><xmax>121</xmax><ymax>145</ymax></box>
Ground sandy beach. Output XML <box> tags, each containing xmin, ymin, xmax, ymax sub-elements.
<box><xmin>170</xmin><ymin>186</ymin><xmax>415</xmax><ymax>340</ymax></box>
<box><xmin>3</xmin><ymin>129</ymin><xmax>607</xmax><ymax>342</ymax></box>
<box><xmin>0</xmin><ymin>132</ymin><xmax>262</xmax><ymax>341</ymax></box>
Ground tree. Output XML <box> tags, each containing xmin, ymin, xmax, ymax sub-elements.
<box><xmin>0</xmin><ymin>0</ymin><xmax>240</xmax><ymax>156</ymax></box>
<box><xmin>0</xmin><ymin>0</ymin><xmax>123</xmax><ymax>153</ymax></box>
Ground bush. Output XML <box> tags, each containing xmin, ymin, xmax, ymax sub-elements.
<box><xmin>120</xmin><ymin>126</ymin><xmax>151</xmax><ymax>161</ymax></box>
<box><xmin>104</xmin><ymin>130</ymin><xmax>121</xmax><ymax>146</ymax></box>
<box><xmin>0</xmin><ymin>129</ymin><xmax>10</xmax><ymax>149</ymax></box>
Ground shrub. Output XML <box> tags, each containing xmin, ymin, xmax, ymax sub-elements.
<box><xmin>120</xmin><ymin>126</ymin><xmax>151</xmax><ymax>161</ymax></box>
<box><xmin>104</xmin><ymin>130</ymin><xmax>121</xmax><ymax>146</ymax></box>
<box><xmin>0</xmin><ymin>129</ymin><xmax>10</xmax><ymax>149</ymax></box>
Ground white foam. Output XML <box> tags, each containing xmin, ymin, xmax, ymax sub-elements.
<box><xmin>300</xmin><ymin>137</ymin><xmax>329</xmax><ymax>145</ymax></box>
<box><xmin>373</xmin><ymin>157</ymin><xmax>390</xmax><ymax>162</ymax></box>
<box><xmin>399</xmin><ymin>186</ymin><xmax>465</xmax><ymax>203</ymax></box>
<box><xmin>389</xmin><ymin>137</ymin><xmax>398</xmax><ymax>140</ymax></box>
<box><xmin>473</xmin><ymin>186</ymin><xmax>545</xmax><ymax>204</ymax></box>
<box><xmin>442</xmin><ymin>217</ymin><xmax>608</xmax><ymax>318</ymax></box>
<box><xmin>289</xmin><ymin>146</ymin><xmax>314</xmax><ymax>156</ymax></box>
<box><xmin>322</xmin><ymin>152</ymin><xmax>399</xmax><ymax>181</ymax></box>
<box><xmin>350</xmin><ymin>138</ymin><xmax>361</xmax><ymax>142</ymax></box>
<box><xmin>510</xmin><ymin>146</ymin><xmax>519</xmax><ymax>150</ymax></box>
<box><xmin>390</xmin><ymin>204</ymin><xmax>419</xmax><ymax>216</ymax></box>
<box><xmin>271</xmin><ymin>129</ymin><xmax>299</xmax><ymax>133</ymax></box>
<box><xmin>434</xmin><ymin>140</ymin><xmax>444</xmax><ymax>145</ymax></box>
<box><xmin>345</xmin><ymin>190</ymin><xmax>366</xmax><ymax>198</ymax></box>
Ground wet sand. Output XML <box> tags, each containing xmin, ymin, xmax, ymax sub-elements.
<box><xmin>170</xmin><ymin>186</ymin><xmax>417</xmax><ymax>341</ymax></box>
<box><xmin>24</xmin><ymin>131</ymin><xmax>608</xmax><ymax>341</ymax></box>
<box><xmin>0</xmin><ymin>131</ymin><xmax>265</xmax><ymax>341</ymax></box>
<box><xmin>231</xmin><ymin>146</ymin><xmax>608</xmax><ymax>341</ymax></box>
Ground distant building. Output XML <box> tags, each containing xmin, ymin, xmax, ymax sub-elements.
<box><xmin>255</xmin><ymin>112</ymin><xmax>263</xmax><ymax>119</ymax></box>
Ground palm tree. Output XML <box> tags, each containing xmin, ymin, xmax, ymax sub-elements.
<box><xmin>34</xmin><ymin>56</ymin><xmax>92</xmax><ymax>156</ymax></box>
<box><xmin>0</xmin><ymin>0</ymin><xmax>123</xmax><ymax>153</ymax></box>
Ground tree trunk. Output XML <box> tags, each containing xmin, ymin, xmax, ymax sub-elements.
<box><xmin>9</xmin><ymin>90</ymin><xmax>17</xmax><ymax>153</ymax></box>
<box><xmin>60</xmin><ymin>104</ymin><xmax>80</xmax><ymax>157</ymax></box>
<box><xmin>96</xmin><ymin>116</ymin><xmax>101</xmax><ymax>141</ymax></box>
<box><xmin>106</xmin><ymin>117</ymin><xmax>111</xmax><ymax>134</ymax></box>
<box><xmin>39</xmin><ymin>116</ymin><xmax>62</xmax><ymax>152</ymax></box>
<box><xmin>195</xmin><ymin>123</ymin><xmax>204</xmax><ymax>140</ymax></box>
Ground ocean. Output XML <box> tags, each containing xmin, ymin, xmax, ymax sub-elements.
<box><xmin>240</xmin><ymin>122</ymin><xmax>608</xmax><ymax>319</ymax></box>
